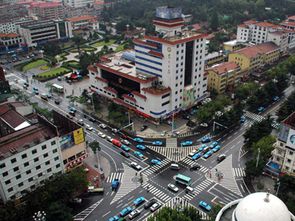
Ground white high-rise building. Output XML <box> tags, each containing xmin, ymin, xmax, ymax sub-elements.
<box><xmin>88</xmin><ymin>6</ymin><xmax>208</xmax><ymax>120</ymax></box>
<box><xmin>64</xmin><ymin>0</ymin><xmax>94</xmax><ymax>8</ymax></box>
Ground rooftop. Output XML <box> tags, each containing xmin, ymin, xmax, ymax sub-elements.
<box><xmin>30</xmin><ymin>2</ymin><xmax>62</xmax><ymax>8</ymax></box>
<box><xmin>0</xmin><ymin>33</ymin><xmax>20</xmax><ymax>38</ymax></box>
<box><xmin>255</xmin><ymin>21</ymin><xmax>279</xmax><ymax>28</ymax></box>
<box><xmin>233</xmin><ymin>42</ymin><xmax>279</xmax><ymax>58</ymax></box>
<box><xmin>209</xmin><ymin>62</ymin><xmax>240</xmax><ymax>75</ymax></box>
<box><xmin>66</xmin><ymin>15</ymin><xmax>97</xmax><ymax>22</ymax></box>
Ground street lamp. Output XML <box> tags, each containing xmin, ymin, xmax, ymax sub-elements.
<box><xmin>33</xmin><ymin>211</ymin><xmax>46</xmax><ymax>221</ymax></box>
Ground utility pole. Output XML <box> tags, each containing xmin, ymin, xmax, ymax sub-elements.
<box><xmin>256</xmin><ymin>148</ymin><xmax>261</xmax><ymax>168</ymax></box>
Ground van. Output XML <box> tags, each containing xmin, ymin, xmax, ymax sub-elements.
<box><xmin>185</xmin><ymin>186</ymin><xmax>194</xmax><ymax>193</ymax></box>
<box><xmin>217</xmin><ymin>154</ymin><xmax>226</xmax><ymax>162</ymax></box>
<box><xmin>170</xmin><ymin>163</ymin><xmax>180</xmax><ymax>170</ymax></box>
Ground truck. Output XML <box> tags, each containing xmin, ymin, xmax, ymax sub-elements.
<box><xmin>111</xmin><ymin>179</ymin><xmax>120</xmax><ymax>191</ymax></box>
<box><xmin>112</xmin><ymin>139</ymin><xmax>122</xmax><ymax>148</ymax></box>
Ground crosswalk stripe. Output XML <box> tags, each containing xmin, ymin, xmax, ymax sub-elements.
<box><xmin>233</xmin><ymin>168</ymin><xmax>246</xmax><ymax>177</ymax></box>
<box><xmin>141</xmin><ymin>158</ymin><xmax>171</xmax><ymax>177</ymax></box>
<box><xmin>106</xmin><ymin>172</ymin><xmax>124</xmax><ymax>183</ymax></box>
<box><xmin>148</xmin><ymin>146</ymin><xmax>196</xmax><ymax>162</ymax></box>
<box><xmin>142</xmin><ymin>183</ymin><xmax>171</xmax><ymax>203</ymax></box>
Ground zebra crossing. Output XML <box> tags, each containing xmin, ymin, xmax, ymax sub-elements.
<box><xmin>148</xmin><ymin>146</ymin><xmax>196</xmax><ymax>162</ymax></box>
<box><xmin>110</xmin><ymin>163</ymin><xmax>140</xmax><ymax>204</ymax></box>
<box><xmin>164</xmin><ymin>197</ymin><xmax>209</xmax><ymax>220</ymax></box>
<box><xmin>233</xmin><ymin>168</ymin><xmax>246</xmax><ymax>178</ymax></box>
<box><xmin>182</xmin><ymin>179</ymin><xmax>214</xmax><ymax>201</ymax></box>
<box><xmin>106</xmin><ymin>172</ymin><xmax>124</xmax><ymax>183</ymax></box>
<box><xmin>73</xmin><ymin>199</ymin><xmax>103</xmax><ymax>221</ymax></box>
<box><xmin>166</xmin><ymin>138</ymin><xmax>177</xmax><ymax>147</ymax></box>
<box><xmin>181</xmin><ymin>158</ymin><xmax>209</xmax><ymax>173</ymax></box>
<box><xmin>141</xmin><ymin>158</ymin><xmax>171</xmax><ymax>176</ymax></box>
<box><xmin>142</xmin><ymin>183</ymin><xmax>171</xmax><ymax>202</ymax></box>
<box><xmin>244</xmin><ymin>111</ymin><xmax>265</xmax><ymax>122</ymax></box>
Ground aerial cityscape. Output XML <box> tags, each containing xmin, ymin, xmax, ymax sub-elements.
<box><xmin>0</xmin><ymin>0</ymin><xmax>295</xmax><ymax>221</ymax></box>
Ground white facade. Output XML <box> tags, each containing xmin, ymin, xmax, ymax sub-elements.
<box><xmin>64</xmin><ymin>0</ymin><xmax>94</xmax><ymax>8</ymax></box>
<box><xmin>0</xmin><ymin>138</ymin><xmax>64</xmax><ymax>202</ymax></box>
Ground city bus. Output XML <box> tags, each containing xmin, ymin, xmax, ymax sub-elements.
<box><xmin>52</xmin><ymin>83</ymin><xmax>64</xmax><ymax>93</ymax></box>
<box><xmin>175</xmin><ymin>174</ymin><xmax>191</xmax><ymax>186</ymax></box>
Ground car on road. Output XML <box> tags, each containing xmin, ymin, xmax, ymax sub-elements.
<box><xmin>130</xmin><ymin>162</ymin><xmax>142</xmax><ymax>171</ymax></box>
<box><xmin>128</xmin><ymin>209</ymin><xmax>141</xmax><ymax>220</ymax></box>
<box><xmin>201</xmin><ymin>135</ymin><xmax>211</xmax><ymax>143</ymax></box>
<box><xmin>273</xmin><ymin>96</ymin><xmax>280</xmax><ymax>102</ymax></box>
<box><xmin>99</xmin><ymin>124</ymin><xmax>107</xmax><ymax>129</ymax></box>
<box><xmin>133</xmin><ymin>151</ymin><xmax>144</xmax><ymax>159</ymax></box>
<box><xmin>257</xmin><ymin>106</ymin><xmax>265</xmax><ymax>113</ymax></box>
<box><xmin>119</xmin><ymin>206</ymin><xmax>133</xmax><ymax>217</ymax></box>
<box><xmin>121</xmin><ymin>145</ymin><xmax>131</xmax><ymax>152</ymax></box>
<box><xmin>212</xmin><ymin>145</ymin><xmax>221</xmax><ymax>152</ymax></box>
<box><xmin>240</xmin><ymin>115</ymin><xmax>246</xmax><ymax>123</ymax></box>
<box><xmin>68</xmin><ymin>110</ymin><xmax>75</xmax><ymax>117</ymax></box>
<box><xmin>152</xmin><ymin>140</ymin><xmax>163</xmax><ymax>146</ymax></box>
<box><xmin>85</xmin><ymin>124</ymin><xmax>93</xmax><ymax>131</ymax></box>
<box><xmin>88</xmin><ymin>117</ymin><xmax>96</xmax><ymax>123</ymax></box>
<box><xmin>150</xmin><ymin>202</ymin><xmax>162</xmax><ymax>212</ymax></box>
<box><xmin>191</xmin><ymin>152</ymin><xmax>202</xmax><ymax>160</ymax></box>
<box><xmin>190</xmin><ymin>164</ymin><xmax>201</xmax><ymax>171</ymax></box>
<box><xmin>133</xmin><ymin>196</ymin><xmax>146</xmax><ymax>206</ymax></box>
<box><xmin>209</xmin><ymin>142</ymin><xmax>218</xmax><ymax>149</ymax></box>
<box><xmin>180</xmin><ymin>140</ymin><xmax>193</xmax><ymax>146</ymax></box>
<box><xmin>69</xmin><ymin>106</ymin><xmax>77</xmax><ymax>113</ymax></box>
<box><xmin>151</xmin><ymin>158</ymin><xmax>161</xmax><ymax>165</ymax></box>
<box><xmin>189</xmin><ymin>149</ymin><xmax>198</xmax><ymax>157</ymax></box>
<box><xmin>120</xmin><ymin>151</ymin><xmax>130</xmax><ymax>158</ymax></box>
<box><xmin>54</xmin><ymin>98</ymin><xmax>61</xmax><ymax>105</ymax></box>
<box><xmin>198</xmin><ymin>144</ymin><xmax>207</xmax><ymax>152</ymax></box>
<box><xmin>199</xmin><ymin>201</ymin><xmax>212</xmax><ymax>212</ymax></box>
<box><xmin>133</xmin><ymin>137</ymin><xmax>144</xmax><ymax>143</ymax></box>
<box><xmin>217</xmin><ymin>154</ymin><xmax>226</xmax><ymax>162</ymax></box>
<box><xmin>106</xmin><ymin>136</ymin><xmax>112</xmax><ymax>142</ymax></box>
<box><xmin>136</xmin><ymin>144</ymin><xmax>146</xmax><ymax>150</ymax></box>
<box><xmin>111</xmin><ymin>179</ymin><xmax>120</xmax><ymax>191</ymax></box>
<box><xmin>167</xmin><ymin>183</ymin><xmax>179</xmax><ymax>192</ymax></box>
<box><xmin>203</xmin><ymin>150</ymin><xmax>213</xmax><ymax>159</ymax></box>
<box><xmin>77</xmin><ymin>119</ymin><xmax>84</xmax><ymax>126</ymax></box>
<box><xmin>144</xmin><ymin>199</ymin><xmax>157</xmax><ymax>209</ymax></box>
<box><xmin>112</xmin><ymin>128</ymin><xmax>119</xmax><ymax>133</ymax></box>
<box><xmin>98</xmin><ymin>132</ymin><xmax>106</xmax><ymax>138</ymax></box>
<box><xmin>108</xmin><ymin>215</ymin><xmax>120</xmax><ymax>221</ymax></box>
<box><xmin>140</xmin><ymin>125</ymin><xmax>148</xmax><ymax>131</ymax></box>
<box><xmin>122</xmin><ymin>139</ymin><xmax>130</xmax><ymax>145</ymax></box>
<box><xmin>33</xmin><ymin>88</ymin><xmax>39</xmax><ymax>95</ymax></box>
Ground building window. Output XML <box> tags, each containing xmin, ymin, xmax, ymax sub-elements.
<box><xmin>24</xmin><ymin>162</ymin><xmax>29</xmax><ymax>167</ymax></box>
<box><xmin>0</xmin><ymin>163</ymin><xmax>5</xmax><ymax>169</ymax></box>
<box><xmin>18</xmin><ymin>182</ymin><xmax>24</xmax><ymax>187</ymax></box>
<box><xmin>53</xmin><ymin>149</ymin><xmax>57</xmax><ymax>154</ymax></box>
<box><xmin>38</xmin><ymin>173</ymin><xmax>42</xmax><ymax>177</ymax></box>
<box><xmin>11</xmin><ymin>158</ymin><xmax>16</xmax><ymax>164</ymax></box>
<box><xmin>13</xmin><ymin>167</ymin><xmax>19</xmax><ymax>172</ymax></box>
<box><xmin>26</xmin><ymin>170</ymin><xmax>31</xmax><ymax>175</ymax></box>
<box><xmin>290</xmin><ymin>151</ymin><xmax>293</xmax><ymax>155</ymax></box>
<box><xmin>32</xmin><ymin>149</ymin><xmax>37</xmax><ymax>154</ymax></box>
<box><xmin>51</xmin><ymin>141</ymin><xmax>56</xmax><ymax>145</ymax></box>
<box><xmin>5</xmin><ymin>180</ymin><xmax>11</xmax><ymax>185</ymax></box>
<box><xmin>45</xmin><ymin>161</ymin><xmax>50</xmax><ymax>165</ymax></box>
<box><xmin>47</xmin><ymin>168</ymin><xmax>52</xmax><ymax>173</ymax></box>
<box><xmin>16</xmin><ymin>174</ymin><xmax>21</xmax><ymax>180</ymax></box>
<box><xmin>42</xmin><ymin>145</ymin><xmax>46</xmax><ymax>150</ymax></box>
<box><xmin>28</xmin><ymin>177</ymin><xmax>33</xmax><ymax>182</ymax></box>
<box><xmin>36</xmin><ymin>165</ymin><xmax>41</xmax><ymax>170</ymax></box>
<box><xmin>34</xmin><ymin>157</ymin><xmax>39</xmax><ymax>162</ymax></box>
<box><xmin>54</xmin><ymin>156</ymin><xmax>59</xmax><ymax>161</ymax></box>
<box><xmin>8</xmin><ymin>187</ymin><xmax>13</xmax><ymax>193</ymax></box>
<box><xmin>44</xmin><ymin>153</ymin><xmax>49</xmax><ymax>158</ymax></box>
<box><xmin>21</xmin><ymin>154</ymin><xmax>27</xmax><ymax>159</ymax></box>
<box><xmin>56</xmin><ymin>164</ymin><xmax>61</xmax><ymax>168</ymax></box>
<box><xmin>3</xmin><ymin>171</ymin><xmax>8</xmax><ymax>177</ymax></box>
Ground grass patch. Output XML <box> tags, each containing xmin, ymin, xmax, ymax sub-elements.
<box><xmin>35</xmin><ymin>67</ymin><xmax>71</xmax><ymax>82</ymax></box>
<box><xmin>63</xmin><ymin>60</ymin><xmax>81</xmax><ymax>69</ymax></box>
<box><xmin>40</xmin><ymin>65</ymin><xmax>50</xmax><ymax>71</ymax></box>
<box><xmin>55</xmin><ymin>52</ymin><xmax>69</xmax><ymax>62</ymax></box>
<box><xmin>115</xmin><ymin>43</ymin><xmax>128</xmax><ymax>52</ymax></box>
<box><xmin>22</xmin><ymin>59</ymin><xmax>48</xmax><ymax>71</ymax></box>
<box><xmin>90</xmin><ymin>40</ymin><xmax>116</xmax><ymax>48</ymax></box>
<box><xmin>70</xmin><ymin>46</ymin><xmax>96</xmax><ymax>53</ymax></box>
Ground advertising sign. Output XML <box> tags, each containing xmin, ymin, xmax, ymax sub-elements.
<box><xmin>287</xmin><ymin>128</ymin><xmax>295</xmax><ymax>150</ymax></box>
<box><xmin>73</xmin><ymin>128</ymin><xmax>85</xmax><ymax>145</ymax></box>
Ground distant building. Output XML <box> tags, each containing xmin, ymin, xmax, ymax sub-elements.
<box><xmin>65</xmin><ymin>15</ymin><xmax>99</xmax><ymax>31</ymax></box>
<box><xmin>271</xmin><ymin>112</ymin><xmax>295</xmax><ymax>177</ymax></box>
<box><xmin>0</xmin><ymin>4</ymin><xmax>29</xmax><ymax>23</ymax></box>
<box><xmin>29</xmin><ymin>2</ymin><xmax>65</xmax><ymax>20</ymax></box>
<box><xmin>0</xmin><ymin>67</ymin><xmax>10</xmax><ymax>103</ymax></box>
<box><xmin>206</xmin><ymin>62</ymin><xmax>241</xmax><ymax>94</ymax></box>
<box><xmin>19</xmin><ymin>20</ymin><xmax>73</xmax><ymax>47</ymax></box>
<box><xmin>88</xmin><ymin>6</ymin><xmax>208</xmax><ymax>120</ymax></box>
<box><xmin>205</xmin><ymin>51</ymin><xmax>225</xmax><ymax>67</ymax></box>
<box><xmin>228</xmin><ymin>42</ymin><xmax>280</xmax><ymax>75</ymax></box>
<box><xmin>0</xmin><ymin>33</ymin><xmax>23</xmax><ymax>49</ymax></box>
<box><xmin>223</xmin><ymin>39</ymin><xmax>246</xmax><ymax>53</ymax></box>
<box><xmin>64</xmin><ymin>0</ymin><xmax>94</xmax><ymax>8</ymax></box>
<box><xmin>0</xmin><ymin>103</ymin><xmax>87</xmax><ymax>203</ymax></box>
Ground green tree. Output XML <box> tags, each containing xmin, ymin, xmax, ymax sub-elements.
<box><xmin>46</xmin><ymin>202</ymin><xmax>72</xmax><ymax>221</ymax></box>
<box><xmin>89</xmin><ymin>141</ymin><xmax>100</xmax><ymax>153</ymax></box>
<box><xmin>277</xmin><ymin>91</ymin><xmax>295</xmax><ymax>121</ymax></box>
<box><xmin>209</xmin><ymin>204</ymin><xmax>222</xmax><ymax>221</ymax></box>
<box><xmin>72</xmin><ymin>35</ymin><xmax>84</xmax><ymax>55</ymax></box>
<box><xmin>210</xmin><ymin>10</ymin><xmax>219</xmax><ymax>31</ymax></box>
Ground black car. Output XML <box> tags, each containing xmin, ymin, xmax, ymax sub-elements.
<box><xmin>69</xmin><ymin>111</ymin><xmax>75</xmax><ymax>116</ymax></box>
<box><xmin>88</xmin><ymin>118</ymin><xmax>96</xmax><ymax>123</ymax></box>
<box><xmin>120</xmin><ymin>151</ymin><xmax>130</xmax><ymax>158</ymax></box>
<box><xmin>144</xmin><ymin>199</ymin><xmax>157</xmax><ymax>209</ymax></box>
<box><xmin>190</xmin><ymin>164</ymin><xmax>201</xmax><ymax>171</ymax></box>
<box><xmin>54</xmin><ymin>99</ymin><xmax>61</xmax><ymax>105</ymax></box>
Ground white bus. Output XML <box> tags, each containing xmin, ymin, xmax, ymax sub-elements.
<box><xmin>52</xmin><ymin>84</ymin><xmax>64</xmax><ymax>93</ymax></box>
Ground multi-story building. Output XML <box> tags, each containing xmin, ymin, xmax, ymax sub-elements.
<box><xmin>0</xmin><ymin>4</ymin><xmax>29</xmax><ymax>23</ymax></box>
<box><xmin>205</xmin><ymin>51</ymin><xmax>225</xmax><ymax>67</ymax></box>
<box><xmin>65</xmin><ymin>15</ymin><xmax>99</xmax><ymax>31</ymax></box>
<box><xmin>228</xmin><ymin>42</ymin><xmax>280</xmax><ymax>74</ymax></box>
<box><xmin>223</xmin><ymin>40</ymin><xmax>247</xmax><ymax>54</ymax></box>
<box><xmin>0</xmin><ymin>17</ymin><xmax>35</xmax><ymax>34</ymax></box>
<box><xmin>0</xmin><ymin>103</ymin><xmax>87</xmax><ymax>203</ymax></box>
<box><xmin>64</xmin><ymin>0</ymin><xmax>94</xmax><ymax>8</ymax></box>
<box><xmin>88</xmin><ymin>6</ymin><xmax>208</xmax><ymax>120</ymax></box>
<box><xmin>0</xmin><ymin>33</ymin><xmax>23</xmax><ymax>48</ymax></box>
<box><xmin>281</xmin><ymin>15</ymin><xmax>295</xmax><ymax>49</ymax></box>
<box><xmin>206</xmin><ymin>62</ymin><xmax>240</xmax><ymax>94</ymax></box>
<box><xmin>19</xmin><ymin>20</ymin><xmax>73</xmax><ymax>47</ymax></box>
<box><xmin>29</xmin><ymin>2</ymin><xmax>65</xmax><ymax>20</ymax></box>
<box><xmin>271</xmin><ymin>112</ymin><xmax>295</xmax><ymax>177</ymax></box>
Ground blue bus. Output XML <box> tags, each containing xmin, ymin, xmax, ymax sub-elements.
<box><xmin>175</xmin><ymin>174</ymin><xmax>191</xmax><ymax>185</ymax></box>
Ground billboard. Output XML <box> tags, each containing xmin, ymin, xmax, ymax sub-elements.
<box><xmin>60</xmin><ymin>133</ymin><xmax>74</xmax><ymax>150</ymax></box>
<box><xmin>287</xmin><ymin>128</ymin><xmax>295</xmax><ymax>150</ymax></box>
<box><xmin>73</xmin><ymin>128</ymin><xmax>85</xmax><ymax>145</ymax></box>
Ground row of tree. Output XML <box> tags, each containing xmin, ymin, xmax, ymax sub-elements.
<box><xmin>277</xmin><ymin>91</ymin><xmax>295</xmax><ymax>121</ymax></box>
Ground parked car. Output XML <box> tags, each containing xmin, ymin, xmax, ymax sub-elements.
<box><xmin>133</xmin><ymin>151</ymin><xmax>144</xmax><ymax>159</ymax></box>
<box><xmin>120</xmin><ymin>151</ymin><xmax>130</xmax><ymax>158</ymax></box>
<box><xmin>78</xmin><ymin>119</ymin><xmax>84</xmax><ymax>126</ymax></box>
<box><xmin>121</xmin><ymin>145</ymin><xmax>131</xmax><ymax>152</ymax></box>
<box><xmin>144</xmin><ymin>199</ymin><xmax>157</xmax><ymax>209</ymax></box>
<box><xmin>133</xmin><ymin>197</ymin><xmax>146</xmax><ymax>206</ymax></box>
<box><xmin>130</xmin><ymin>162</ymin><xmax>142</xmax><ymax>171</ymax></box>
<box><xmin>152</xmin><ymin>140</ymin><xmax>163</xmax><ymax>146</ymax></box>
<box><xmin>150</xmin><ymin>202</ymin><xmax>162</xmax><ymax>212</ymax></box>
<box><xmin>180</xmin><ymin>140</ymin><xmax>193</xmax><ymax>146</ymax></box>
<box><xmin>136</xmin><ymin>144</ymin><xmax>146</xmax><ymax>150</ymax></box>
<box><xmin>167</xmin><ymin>183</ymin><xmax>179</xmax><ymax>192</ymax></box>
<box><xmin>128</xmin><ymin>209</ymin><xmax>141</xmax><ymax>220</ymax></box>
<box><xmin>108</xmin><ymin>215</ymin><xmax>120</xmax><ymax>221</ymax></box>
<box><xmin>133</xmin><ymin>137</ymin><xmax>144</xmax><ymax>143</ymax></box>
<box><xmin>199</xmin><ymin>201</ymin><xmax>212</xmax><ymax>212</ymax></box>
<box><xmin>119</xmin><ymin>206</ymin><xmax>133</xmax><ymax>217</ymax></box>
<box><xmin>151</xmin><ymin>159</ymin><xmax>161</xmax><ymax>165</ymax></box>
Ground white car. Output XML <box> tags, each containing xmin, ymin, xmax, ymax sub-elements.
<box><xmin>150</xmin><ymin>202</ymin><xmax>162</xmax><ymax>212</ymax></box>
<box><xmin>167</xmin><ymin>183</ymin><xmax>179</xmax><ymax>192</ymax></box>
<box><xmin>128</xmin><ymin>209</ymin><xmax>141</xmax><ymax>219</ymax></box>
<box><xmin>130</xmin><ymin>162</ymin><xmax>142</xmax><ymax>171</ymax></box>
<box><xmin>99</xmin><ymin>124</ymin><xmax>107</xmax><ymax>129</ymax></box>
<box><xmin>99</xmin><ymin>133</ymin><xmax>106</xmax><ymax>138</ymax></box>
<box><xmin>85</xmin><ymin>124</ymin><xmax>93</xmax><ymax>131</ymax></box>
<box><xmin>106</xmin><ymin>136</ymin><xmax>112</xmax><ymax>142</ymax></box>
<box><xmin>188</xmin><ymin>149</ymin><xmax>198</xmax><ymax>157</ymax></box>
<box><xmin>122</xmin><ymin>139</ymin><xmax>130</xmax><ymax>145</ymax></box>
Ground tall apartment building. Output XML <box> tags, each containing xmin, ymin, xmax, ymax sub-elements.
<box><xmin>29</xmin><ymin>2</ymin><xmax>65</xmax><ymax>20</ymax></box>
<box><xmin>271</xmin><ymin>112</ymin><xmax>295</xmax><ymax>177</ymax></box>
<box><xmin>19</xmin><ymin>20</ymin><xmax>73</xmax><ymax>47</ymax></box>
<box><xmin>0</xmin><ymin>103</ymin><xmax>87</xmax><ymax>202</ymax></box>
<box><xmin>88</xmin><ymin>6</ymin><xmax>208</xmax><ymax>120</ymax></box>
<box><xmin>64</xmin><ymin>0</ymin><xmax>94</xmax><ymax>8</ymax></box>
